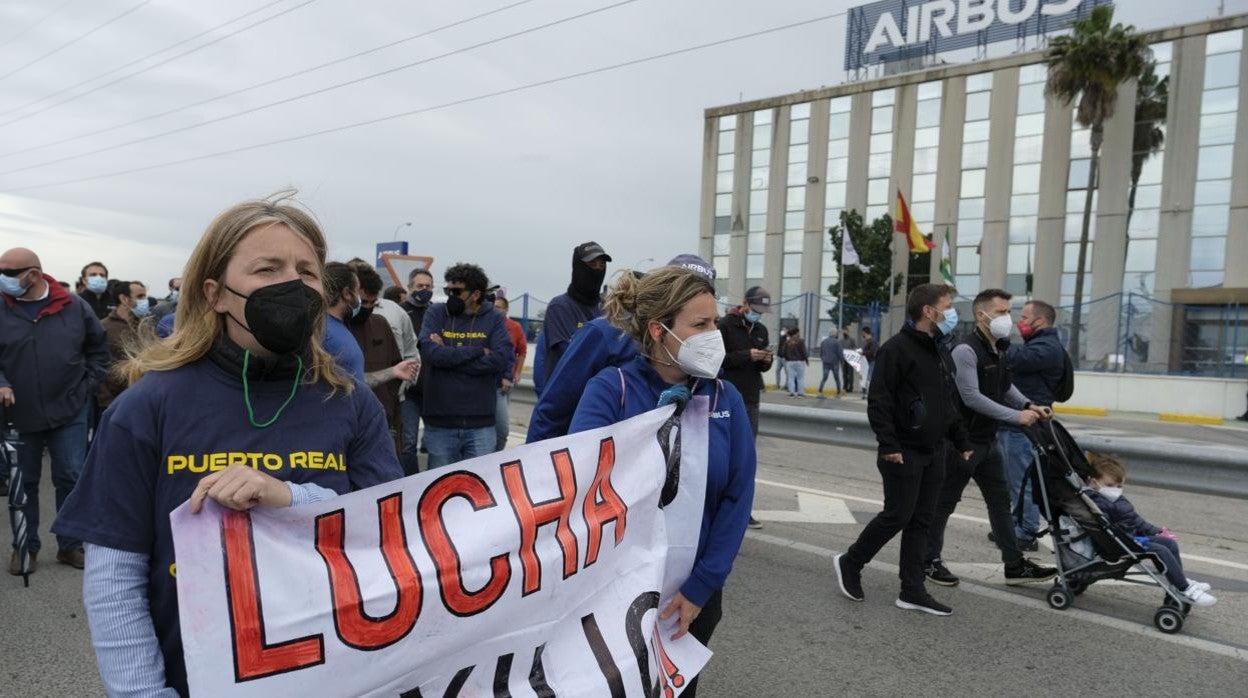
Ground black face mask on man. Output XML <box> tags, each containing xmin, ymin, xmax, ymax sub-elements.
<box><xmin>225</xmin><ymin>279</ymin><xmax>323</xmax><ymax>355</ymax></box>
<box><xmin>445</xmin><ymin>294</ymin><xmax>467</xmax><ymax>317</ymax></box>
<box><xmin>569</xmin><ymin>259</ymin><xmax>605</xmax><ymax>306</ymax></box>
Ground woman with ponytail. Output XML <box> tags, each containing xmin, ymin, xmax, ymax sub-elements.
<box><xmin>568</xmin><ymin>266</ymin><xmax>755</xmax><ymax>697</ymax></box>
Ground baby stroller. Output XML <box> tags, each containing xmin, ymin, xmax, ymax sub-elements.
<box><xmin>1020</xmin><ymin>419</ymin><xmax>1194</xmax><ymax>634</ymax></box>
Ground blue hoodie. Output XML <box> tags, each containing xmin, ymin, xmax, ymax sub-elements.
<box><xmin>418</xmin><ymin>300</ymin><xmax>512</xmax><ymax>429</ymax></box>
<box><xmin>527</xmin><ymin>316</ymin><xmax>637</xmax><ymax>443</ymax></box>
<box><xmin>568</xmin><ymin>356</ymin><xmax>756</xmax><ymax>607</ymax></box>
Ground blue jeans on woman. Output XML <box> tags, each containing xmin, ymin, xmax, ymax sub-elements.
<box><xmin>14</xmin><ymin>402</ymin><xmax>89</xmax><ymax>554</ymax></box>
<box><xmin>786</xmin><ymin>362</ymin><xmax>807</xmax><ymax>396</ymax></box>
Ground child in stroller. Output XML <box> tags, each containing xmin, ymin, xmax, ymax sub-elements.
<box><xmin>1023</xmin><ymin>419</ymin><xmax>1209</xmax><ymax>633</ymax></box>
<box><xmin>1086</xmin><ymin>454</ymin><xmax>1216</xmax><ymax>608</ymax></box>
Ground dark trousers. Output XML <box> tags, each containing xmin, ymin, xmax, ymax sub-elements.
<box><xmin>744</xmin><ymin>402</ymin><xmax>760</xmax><ymax>439</ymax></box>
<box><xmin>925</xmin><ymin>441</ymin><xmax>1023</xmax><ymax>566</ymax></box>
<box><xmin>681</xmin><ymin>588</ymin><xmax>723</xmax><ymax>698</ymax></box>
<box><xmin>841</xmin><ymin>362</ymin><xmax>855</xmax><ymax>393</ymax></box>
<box><xmin>1147</xmin><ymin>537</ymin><xmax>1189</xmax><ymax>589</ymax></box>
<box><xmin>846</xmin><ymin>449</ymin><xmax>944</xmax><ymax>595</ymax></box>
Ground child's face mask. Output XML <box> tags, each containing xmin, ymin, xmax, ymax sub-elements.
<box><xmin>1095</xmin><ymin>480</ymin><xmax>1124</xmax><ymax>502</ymax></box>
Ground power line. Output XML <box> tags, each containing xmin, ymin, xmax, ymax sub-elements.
<box><xmin>5</xmin><ymin>9</ymin><xmax>846</xmax><ymax>194</ymax></box>
<box><xmin>0</xmin><ymin>0</ymin><xmax>538</xmax><ymax>161</ymax></box>
<box><xmin>0</xmin><ymin>0</ymin><xmax>153</xmax><ymax>83</ymax></box>
<box><xmin>0</xmin><ymin>0</ymin><xmax>294</xmax><ymax>119</ymax></box>
<box><xmin>0</xmin><ymin>0</ymin><xmax>641</xmax><ymax>177</ymax></box>
<box><xmin>0</xmin><ymin>0</ymin><xmax>319</xmax><ymax>129</ymax></box>
<box><xmin>0</xmin><ymin>0</ymin><xmax>78</xmax><ymax>52</ymax></box>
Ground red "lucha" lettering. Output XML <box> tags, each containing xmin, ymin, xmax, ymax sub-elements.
<box><xmin>583</xmin><ymin>437</ymin><xmax>628</xmax><ymax>568</ymax></box>
<box><xmin>417</xmin><ymin>471</ymin><xmax>511</xmax><ymax>616</ymax></box>
<box><xmin>222</xmin><ymin>510</ymin><xmax>325</xmax><ymax>681</ymax></box>
<box><xmin>502</xmin><ymin>450</ymin><xmax>579</xmax><ymax>596</ymax></box>
<box><xmin>315</xmin><ymin>493</ymin><xmax>423</xmax><ymax>650</ymax></box>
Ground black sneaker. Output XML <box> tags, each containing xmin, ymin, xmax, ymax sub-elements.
<box><xmin>1005</xmin><ymin>558</ymin><xmax>1058</xmax><ymax>586</ymax></box>
<box><xmin>747</xmin><ymin>516</ymin><xmax>763</xmax><ymax>530</ymax></box>
<box><xmin>989</xmin><ymin>531</ymin><xmax>1039</xmax><ymax>552</ymax></box>
<box><xmin>833</xmin><ymin>553</ymin><xmax>864</xmax><ymax>602</ymax></box>
<box><xmin>895</xmin><ymin>591</ymin><xmax>952</xmax><ymax>616</ymax></box>
<box><xmin>924</xmin><ymin>560</ymin><xmax>960</xmax><ymax>587</ymax></box>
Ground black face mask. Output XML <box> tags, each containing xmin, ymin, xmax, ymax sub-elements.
<box><xmin>348</xmin><ymin>305</ymin><xmax>374</xmax><ymax>325</ymax></box>
<box><xmin>410</xmin><ymin>288</ymin><xmax>433</xmax><ymax>306</ymax></box>
<box><xmin>445</xmin><ymin>294</ymin><xmax>467</xmax><ymax>317</ymax></box>
<box><xmin>569</xmin><ymin>256</ymin><xmax>606</xmax><ymax>306</ymax></box>
<box><xmin>225</xmin><ymin>279</ymin><xmax>323</xmax><ymax>355</ymax></box>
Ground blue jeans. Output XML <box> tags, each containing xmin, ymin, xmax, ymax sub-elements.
<box><xmin>1146</xmin><ymin>536</ymin><xmax>1189</xmax><ymax>589</ymax></box>
<box><xmin>14</xmin><ymin>403</ymin><xmax>89</xmax><ymax>553</ymax></box>
<box><xmin>818</xmin><ymin>363</ymin><xmax>841</xmax><ymax>394</ymax></box>
<box><xmin>998</xmin><ymin>428</ymin><xmax>1041</xmax><ymax>543</ymax></box>
<box><xmin>495</xmin><ymin>390</ymin><xmax>510</xmax><ymax>452</ymax></box>
<box><xmin>774</xmin><ymin>358</ymin><xmax>787</xmax><ymax>388</ymax></box>
<box><xmin>786</xmin><ymin>361</ymin><xmax>806</xmax><ymax>395</ymax></box>
<box><xmin>424</xmin><ymin>425</ymin><xmax>495</xmax><ymax>469</ymax></box>
<box><xmin>399</xmin><ymin>397</ymin><xmax>421</xmax><ymax>476</ymax></box>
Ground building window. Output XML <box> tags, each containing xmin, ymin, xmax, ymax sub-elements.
<box><xmin>714</xmin><ymin>115</ymin><xmax>737</xmax><ymax>291</ymax></box>
<box><xmin>823</xmin><ymin>96</ymin><xmax>852</xmax><ymax>304</ymax></box>
<box><xmin>866</xmin><ymin>89</ymin><xmax>895</xmax><ymax>222</ymax></box>
<box><xmin>955</xmin><ymin>74</ymin><xmax>992</xmax><ymax>296</ymax></box>
<box><xmin>1123</xmin><ymin>42</ymin><xmax>1171</xmax><ymax>308</ymax></box>
<box><xmin>1190</xmin><ymin>30</ymin><xmax>1242</xmax><ymax>287</ymax></box>
<box><xmin>747</xmin><ymin>109</ymin><xmax>773</xmax><ymax>287</ymax></box>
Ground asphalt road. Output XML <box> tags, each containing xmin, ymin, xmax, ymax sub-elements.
<box><xmin>2</xmin><ymin>401</ymin><xmax>1245</xmax><ymax>697</ymax></box>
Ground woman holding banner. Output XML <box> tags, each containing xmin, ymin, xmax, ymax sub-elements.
<box><xmin>53</xmin><ymin>194</ymin><xmax>403</xmax><ymax>697</ymax></box>
<box><xmin>569</xmin><ymin>266</ymin><xmax>756</xmax><ymax>697</ymax></box>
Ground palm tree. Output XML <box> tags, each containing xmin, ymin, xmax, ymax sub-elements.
<box><xmin>1127</xmin><ymin>64</ymin><xmax>1169</xmax><ymax>230</ymax></box>
<box><xmin>1045</xmin><ymin>5</ymin><xmax>1151</xmax><ymax>367</ymax></box>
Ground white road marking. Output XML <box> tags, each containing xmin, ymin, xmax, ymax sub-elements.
<box><xmin>753</xmin><ymin>491</ymin><xmax>856</xmax><ymax>524</ymax></box>
<box><xmin>755</xmin><ymin>477</ymin><xmax>1248</xmax><ymax>573</ymax></box>
<box><xmin>745</xmin><ymin>531</ymin><xmax>1248</xmax><ymax>664</ymax></box>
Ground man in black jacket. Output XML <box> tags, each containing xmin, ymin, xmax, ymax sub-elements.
<box><xmin>400</xmin><ymin>268</ymin><xmax>435</xmax><ymax>474</ymax></box>
<box><xmin>717</xmin><ymin>285</ymin><xmax>773</xmax><ymax>530</ymax></box>
<box><xmin>834</xmin><ymin>284</ymin><xmax>972</xmax><ymax>616</ymax></box>
<box><xmin>922</xmin><ymin>289</ymin><xmax>1057</xmax><ymax>589</ymax></box>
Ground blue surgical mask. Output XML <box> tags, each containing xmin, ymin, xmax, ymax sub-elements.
<box><xmin>744</xmin><ymin>309</ymin><xmax>761</xmax><ymax>323</ymax></box>
<box><xmin>937</xmin><ymin>307</ymin><xmax>959</xmax><ymax>336</ymax></box>
<box><xmin>132</xmin><ymin>299</ymin><xmax>151</xmax><ymax>318</ymax></box>
<box><xmin>0</xmin><ymin>275</ymin><xmax>29</xmax><ymax>297</ymax></box>
<box><xmin>86</xmin><ymin>275</ymin><xmax>108</xmax><ymax>294</ymax></box>
<box><xmin>349</xmin><ymin>294</ymin><xmax>362</xmax><ymax>318</ymax></box>
<box><xmin>169</xmin><ymin>290</ymin><xmax>180</xmax><ymax>302</ymax></box>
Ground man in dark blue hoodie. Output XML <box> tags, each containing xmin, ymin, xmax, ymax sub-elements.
<box><xmin>539</xmin><ymin>241</ymin><xmax>611</xmax><ymax>385</ymax></box>
<box><xmin>418</xmin><ymin>263</ymin><xmax>512</xmax><ymax>468</ymax></box>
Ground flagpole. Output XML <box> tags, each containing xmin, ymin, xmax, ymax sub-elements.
<box><xmin>839</xmin><ymin>233</ymin><xmax>845</xmax><ymax>332</ymax></box>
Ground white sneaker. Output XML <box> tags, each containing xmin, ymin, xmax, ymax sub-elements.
<box><xmin>1183</xmin><ymin>586</ymin><xmax>1218</xmax><ymax>607</ymax></box>
<box><xmin>1187</xmin><ymin>580</ymin><xmax>1212</xmax><ymax>593</ymax></box>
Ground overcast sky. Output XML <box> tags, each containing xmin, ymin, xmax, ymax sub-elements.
<box><xmin>0</xmin><ymin>0</ymin><xmax>1243</xmax><ymax>302</ymax></box>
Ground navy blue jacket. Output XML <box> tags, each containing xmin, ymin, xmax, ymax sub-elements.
<box><xmin>418</xmin><ymin>301</ymin><xmax>512</xmax><ymax>429</ymax></box>
<box><xmin>569</xmin><ymin>356</ymin><xmax>756</xmax><ymax>607</ymax></box>
<box><xmin>1087</xmin><ymin>490</ymin><xmax>1161</xmax><ymax>537</ymax></box>
<box><xmin>527</xmin><ymin>316</ymin><xmax>637</xmax><ymax>443</ymax></box>
<box><xmin>540</xmin><ymin>293</ymin><xmax>601</xmax><ymax>383</ymax></box>
<box><xmin>1006</xmin><ymin>327</ymin><xmax>1064</xmax><ymax>406</ymax></box>
<box><xmin>0</xmin><ymin>276</ymin><xmax>109</xmax><ymax>432</ymax></box>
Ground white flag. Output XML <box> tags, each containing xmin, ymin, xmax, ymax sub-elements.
<box><xmin>842</xmin><ymin>231</ymin><xmax>870</xmax><ymax>274</ymax></box>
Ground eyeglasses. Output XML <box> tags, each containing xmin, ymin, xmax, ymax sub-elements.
<box><xmin>443</xmin><ymin>287</ymin><xmax>468</xmax><ymax>297</ymax></box>
<box><xmin>0</xmin><ymin>266</ymin><xmax>35</xmax><ymax>277</ymax></box>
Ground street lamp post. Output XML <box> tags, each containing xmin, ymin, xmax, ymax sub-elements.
<box><xmin>392</xmin><ymin>221</ymin><xmax>412</xmax><ymax>240</ymax></box>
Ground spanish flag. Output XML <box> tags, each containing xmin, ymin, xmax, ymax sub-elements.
<box><xmin>895</xmin><ymin>190</ymin><xmax>933</xmax><ymax>253</ymax></box>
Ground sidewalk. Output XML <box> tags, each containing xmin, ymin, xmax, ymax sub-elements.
<box><xmin>756</xmin><ymin>384</ymin><xmax>1248</xmax><ymax>449</ymax></box>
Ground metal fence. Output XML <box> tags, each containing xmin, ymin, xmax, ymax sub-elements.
<box><xmin>503</xmin><ymin>290</ymin><xmax>1247</xmax><ymax>379</ymax></box>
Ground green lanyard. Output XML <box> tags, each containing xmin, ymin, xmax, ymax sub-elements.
<box><xmin>242</xmin><ymin>351</ymin><xmax>304</xmax><ymax>429</ymax></box>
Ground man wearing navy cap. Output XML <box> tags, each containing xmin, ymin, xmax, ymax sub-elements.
<box><xmin>539</xmin><ymin>241</ymin><xmax>612</xmax><ymax>385</ymax></box>
<box><xmin>718</xmin><ymin>286</ymin><xmax>774</xmax><ymax>530</ymax></box>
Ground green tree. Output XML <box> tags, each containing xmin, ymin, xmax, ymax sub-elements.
<box><xmin>1127</xmin><ymin>62</ymin><xmax>1168</xmax><ymax>233</ymax></box>
<box><xmin>1045</xmin><ymin>4</ymin><xmax>1151</xmax><ymax>366</ymax></box>
<box><xmin>826</xmin><ymin>209</ymin><xmax>904</xmax><ymax>326</ymax></box>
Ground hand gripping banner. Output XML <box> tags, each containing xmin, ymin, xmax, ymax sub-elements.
<box><xmin>171</xmin><ymin>401</ymin><xmax>711</xmax><ymax>697</ymax></box>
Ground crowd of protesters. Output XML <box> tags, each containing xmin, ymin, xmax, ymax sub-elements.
<box><xmin>3</xmin><ymin>191</ymin><xmax>1218</xmax><ymax>696</ymax></box>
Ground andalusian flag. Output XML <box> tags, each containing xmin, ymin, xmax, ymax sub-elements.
<box><xmin>940</xmin><ymin>233</ymin><xmax>955</xmax><ymax>285</ymax></box>
<box><xmin>895</xmin><ymin>190</ymin><xmax>933</xmax><ymax>253</ymax></box>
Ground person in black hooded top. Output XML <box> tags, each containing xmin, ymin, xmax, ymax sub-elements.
<box><xmin>539</xmin><ymin>241</ymin><xmax>611</xmax><ymax>384</ymax></box>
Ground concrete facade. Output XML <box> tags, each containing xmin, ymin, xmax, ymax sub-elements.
<box><xmin>701</xmin><ymin>14</ymin><xmax>1248</xmax><ymax>375</ymax></box>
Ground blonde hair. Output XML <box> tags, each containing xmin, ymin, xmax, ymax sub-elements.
<box><xmin>122</xmin><ymin>192</ymin><xmax>352</xmax><ymax>393</ymax></box>
<box><xmin>1089</xmin><ymin>453</ymin><xmax>1126</xmax><ymax>483</ymax></box>
<box><xmin>602</xmin><ymin>267</ymin><xmax>717</xmax><ymax>357</ymax></box>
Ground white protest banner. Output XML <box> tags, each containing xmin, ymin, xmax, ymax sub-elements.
<box><xmin>171</xmin><ymin>401</ymin><xmax>712</xmax><ymax>697</ymax></box>
<box><xmin>843</xmin><ymin>348</ymin><xmax>868</xmax><ymax>378</ymax></box>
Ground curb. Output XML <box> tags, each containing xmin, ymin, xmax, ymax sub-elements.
<box><xmin>1159</xmin><ymin>412</ymin><xmax>1224</xmax><ymax>426</ymax></box>
<box><xmin>1053</xmin><ymin>405</ymin><xmax>1109</xmax><ymax>417</ymax></box>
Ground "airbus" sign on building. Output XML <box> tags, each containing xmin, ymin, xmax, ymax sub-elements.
<box><xmin>845</xmin><ymin>0</ymin><xmax>1112</xmax><ymax>71</ymax></box>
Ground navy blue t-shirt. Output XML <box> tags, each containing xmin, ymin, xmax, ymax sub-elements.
<box><xmin>53</xmin><ymin>354</ymin><xmax>402</xmax><ymax>696</ymax></box>
<box><xmin>540</xmin><ymin>293</ymin><xmax>601</xmax><ymax>383</ymax></box>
